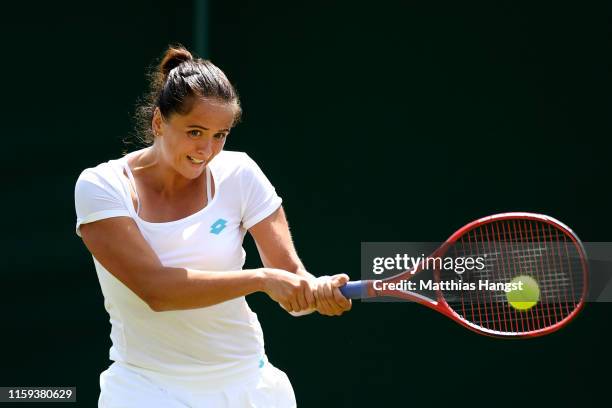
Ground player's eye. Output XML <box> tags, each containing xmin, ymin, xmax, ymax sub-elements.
<box><xmin>214</xmin><ymin>133</ymin><xmax>228</xmax><ymax>140</ymax></box>
<box><xmin>188</xmin><ymin>130</ymin><xmax>202</xmax><ymax>138</ymax></box>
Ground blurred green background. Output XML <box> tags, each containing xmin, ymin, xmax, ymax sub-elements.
<box><xmin>2</xmin><ymin>0</ymin><xmax>610</xmax><ymax>406</ymax></box>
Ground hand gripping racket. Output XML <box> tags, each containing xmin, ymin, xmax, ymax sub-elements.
<box><xmin>340</xmin><ymin>213</ymin><xmax>588</xmax><ymax>338</ymax></box>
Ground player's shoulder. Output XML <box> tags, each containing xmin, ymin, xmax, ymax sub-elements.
<box><xmin>211</xmin><ymin>150</ymin><xmax>258</xmax><ymax>176</ymax></box>
<box><xmin>75</xmin><ymin>154</ymin><xmax>126</xmax><ymax>192</ymax></box>
<box><xmin>214</xmin><ymin>150</ymin><xmax>251</xmax><ymax>165</ymax></box>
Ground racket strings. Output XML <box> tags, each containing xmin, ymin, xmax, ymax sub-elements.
<box><xmin>440</xmin><ymin>219</ymin><xmax>586</xmax><ymax>335</ymax></box>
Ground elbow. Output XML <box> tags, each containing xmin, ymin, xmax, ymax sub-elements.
<box><xmin>138</xmin><ymin>279</ymin><xmax>169</xmax><ymax>312</ymax></box>
<box><xmin>143</xmin><ymin>287</ymin><xmax>174</xmax><ymax>312</ymax></box>
<box><xmin>145</xmin><ymin>295</ymin><xmax>168</xmax><ymax>312</ymax></box>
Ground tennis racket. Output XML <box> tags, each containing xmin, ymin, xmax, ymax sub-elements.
<box><xmin>340</xmin><ymin>212</ymin><xmax>588</xmax><ymax>338</ymax></box>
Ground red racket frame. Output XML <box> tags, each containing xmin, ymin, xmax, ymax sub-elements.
<box><xmin>362</xmin><ymin>212</ymin><xmax>588</xmax><ymax>338</ymax></box>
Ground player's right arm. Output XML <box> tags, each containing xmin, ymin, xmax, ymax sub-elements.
<box><xmin>79</xmin><ymin>217</ymin><xmax>313</xmax><ymax>312</ymax></box>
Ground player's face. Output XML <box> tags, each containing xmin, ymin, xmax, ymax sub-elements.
<box><xmin>154</xmin><ymin>99</ymin><xmax>236</xmax><ymax>179</ymax></box>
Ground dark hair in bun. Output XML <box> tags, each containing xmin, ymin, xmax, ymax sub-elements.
<box><xmin>159</xmin><ymin>47</ymin><xmax>193</xmax><ymax>78</ymax></box>
<box><xmin>131</xmin><ymin>44</ymin><xmax>242</xmax><ymax>146</ymax></box>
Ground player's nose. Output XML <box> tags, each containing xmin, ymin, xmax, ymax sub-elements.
<box><xmin>196</xmin><ymin>139</ymin><xmax>213</xmax><ymax>157</ymax></box>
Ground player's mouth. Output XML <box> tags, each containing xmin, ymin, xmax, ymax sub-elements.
<box><xmin>187</xmin><ymin>155</ymin><xmax>205</xmax><ymax>165</ymax></box>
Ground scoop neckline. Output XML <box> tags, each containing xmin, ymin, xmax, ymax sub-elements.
<box><xmin>118</xmin><ymin>150</ymin><xmax>220</xmax><ymax>227</ymax></box>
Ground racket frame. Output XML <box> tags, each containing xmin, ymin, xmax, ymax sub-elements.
<box><xmin>358</xmin><ymin>212</ymin><xmax>588</xmax><ymax>338</ymax></box>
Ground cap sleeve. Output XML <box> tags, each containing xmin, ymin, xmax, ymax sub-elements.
<box><xmin>74</xmin><ymin>166</ymin><xmax>131</xmax><ymax>237</ymax></box>
<box><xmin>240</xmin><ymin>154</ymin><xmax>283</xmax><ymax>230</ymax></box>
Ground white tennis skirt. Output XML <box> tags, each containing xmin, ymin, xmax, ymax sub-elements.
<box><xmin>98</xmin><ymin>359</ymin><xmax>296</xmax><ymax>407</ymax></box>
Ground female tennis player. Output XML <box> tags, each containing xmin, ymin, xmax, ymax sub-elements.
<box><xmin>74</xmin><ymin>45</ymin><xmax>351</xmax><ymax>407</ymax></box>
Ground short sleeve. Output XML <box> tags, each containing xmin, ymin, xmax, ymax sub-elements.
<box><xmin>240</xmin><ymin>154</ymin><xmax>283</xmax><ymax>230</ymax></box>
<box><xmin>74</xmin><ymin>167</ymin><xmax>130</xmax><ymax>237</ymax></box>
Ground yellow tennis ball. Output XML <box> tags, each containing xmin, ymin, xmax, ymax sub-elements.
<box><xmin>506</xmin><ymin>275</ymin><xmax>540</xmax><ymax>311</ymax></box>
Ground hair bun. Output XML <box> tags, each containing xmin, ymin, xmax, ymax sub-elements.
<box><xmin>160</xmin><ymin>46</ymin><xmax>193</xmax><ymax>78</ymax></box>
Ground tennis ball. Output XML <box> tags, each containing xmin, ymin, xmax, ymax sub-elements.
<box><xmin>506</xmin><ymin>275</ymin><xmax>540</xmax><ymax>311</ymax></box>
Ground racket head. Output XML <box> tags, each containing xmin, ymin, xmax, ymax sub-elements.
<box><xmin>439</xmin><ymin>212</ymin><xmax>587</xmax><ymax>338</ymax></box>
<box><xmin>367</xmin><ymin>212</ymin><xmax>588</xmax><ymax>338</ymax></box>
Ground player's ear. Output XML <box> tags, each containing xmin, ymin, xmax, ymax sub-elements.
<box><xmin>152</xmin><ymin>107</ymin><xmax>163</xmax><ymax>138</ymax></box>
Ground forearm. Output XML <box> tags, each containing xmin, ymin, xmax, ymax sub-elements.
<box><xmin>260</xmin><ymin>250</ymin><xmax>314</xmax><ymax>280</ymax></box>
<box><xmin>295</xmin><ymin>267</ymin><xmax>315</xmax><ymax>280</ymax></box>
<box><xmin>145</xmin><ymin>267</ymin><xmax>265</xmax><ymax>312</ymax></box>
<box><xmin>255</xmin><ymin>236</ymin><xmax>309</xmax><ymax>274</ymax></box>
<box><xmin>249</xmin><ymin>207</ymin><xmax>317</xmax><ymax>289</ymax></box>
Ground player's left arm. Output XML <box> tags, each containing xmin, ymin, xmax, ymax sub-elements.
<box><xmin>249</xmin><ymin>206</ymin><xmax>351</xmax><ymax>316</ymax></box>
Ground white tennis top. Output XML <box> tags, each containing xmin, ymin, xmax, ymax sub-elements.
<box><xmin>74</xmin><ymin>149</ymin><xmax>282</xmax><ymax>385</ymax></box>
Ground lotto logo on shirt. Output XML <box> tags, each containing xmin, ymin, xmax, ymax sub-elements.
<box><xmin>210</xmin><ymin>219</ymin><xmax>228</xmax><ymax>235</ymax></box>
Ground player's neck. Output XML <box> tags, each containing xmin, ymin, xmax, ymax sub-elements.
<box><xmin>130</xmin><ymin>147</ymin><xmax>203</xmax><ymax>196</ymax></box>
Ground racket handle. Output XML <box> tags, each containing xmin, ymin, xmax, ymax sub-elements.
<box><xmin>339</xmin><ymin>281</ymin><xmax>365</xmax><ymax>299</ymax></box>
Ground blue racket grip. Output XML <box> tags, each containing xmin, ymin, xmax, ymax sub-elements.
<box><xmin>339</xmin><ymin>281</ymin><xmax>365</xmax><ymax>299</ymax></box>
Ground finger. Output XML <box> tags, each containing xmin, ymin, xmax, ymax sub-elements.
<box><xmin>330</xmin><ymin>277</ymin><xmax>351</xmax><ymax>305</ymax></box>
<box><xmin>331</xmin><ymin>274</ymin><xmax>350</xmax><ymax>287</ymax></box>
<box><xmin>288</xmin><ymin>298</ymin><xmax>299</xmax><ymax>313</ymax></box>
<box><xmin>312</xmin><ymin>283</ymin><xmax>320</xmax><ymax>308</ymax></box>
<box><xmin>305</xmin><ymin>283</ymin><xmax>316</xmax><ymax>310</ymax></box>
<box><xmin>314</xmin><ymin>281</ymin><xmax>332</xmax><ymax>316</ymax></box>
<box><xmin>281</xmin><ymin>301</ymin><xmax>293</xmax><ymax>313</ymax></box>
<box><xmin>297</xmin><ymin>284</ymin><xmax>309</xmax><ymax>311</ymax></box>
<box><xmin>321</xmin><ymin>279</ymin><xmax>336</xmax><ymax>315</ymax></box>
<box><xmin>314</xmin><ymin>289</ymin><xmax>329</xmax><ymax>315</ymax></box>
<box><xmin>326</xmin><ymin>282</ymin><xmax>347</xmax><ymax>316</ymax></box>
<box><xmin>332</xmin><ymin>287</ymin><xmax>351</xmax><ymax>310</ymax></box>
